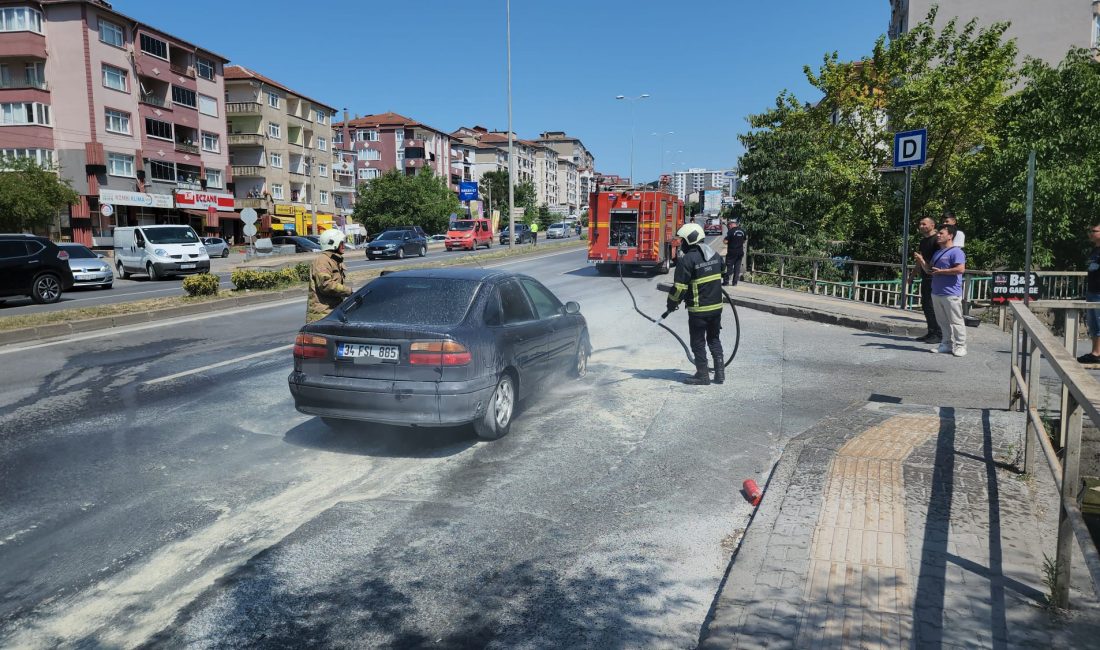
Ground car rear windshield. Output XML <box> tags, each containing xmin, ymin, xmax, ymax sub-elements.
<box><xmin>450</xmin><ymin>221</ymin><xmax>475</xmax><ymax>231</ymax></box>
<box><xmin>61</xmin><ymin>245</ymin><xmax>97</xmax><ymax>259</ymax></box>
<box><xmin>342</xmin><ymin>277</ymin><xmax>480</xmax><ymax>325</ymax></box>
<box><xmin>143</xmin><ymin>227</ymin><xmax>199</xmax><ymax>244</ymax></box>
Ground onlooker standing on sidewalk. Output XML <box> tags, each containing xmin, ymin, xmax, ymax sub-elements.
<box><xmin>722</xmin><ymin>218</ymin><xmax>747</xmax><ymax>286</ymax></box>
<box><xmin>914</xmin><ymin>224</ymin><xmax>967</xmax><ymax>356</ymax></box>
<box><xmin>1077</xmin><ymin>222</ymin><xmax>1100</xmax><ymax>363</ymax></box>
<box><xmin>911</xmin><ymin>216</ymin><xmax>942</xmax><ymax>343</ymax></box>
<box><xmin>944</xmin><ymin>211</ymin><xmax>965</xmax><ymax>248</ymax></box>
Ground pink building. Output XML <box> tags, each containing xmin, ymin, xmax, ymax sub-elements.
<box><xmin>333</xmin><ymin>111</ymin><xmax>453</xmax><ymax>190</ymax></box>
<box><xmin>0</xmin><ymin>0</ymin><xmax>232</xmax><ymax>246</ymax></box>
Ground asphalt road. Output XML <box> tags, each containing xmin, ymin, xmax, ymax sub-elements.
<box><xmin>0</xmin><ymin>234</ymin><xmax>582</xmax><ymax>317</ymax></box>
<box><xmin>0</xmin><ymin>245</ymin><xmax>1011</xmax><ymax>648</ymax></box>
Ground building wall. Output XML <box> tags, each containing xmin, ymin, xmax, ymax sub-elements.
<box><xmin>892</xmin><ymin>0</ymin><xmax>1092</xmax><ymax>65</ymax></box>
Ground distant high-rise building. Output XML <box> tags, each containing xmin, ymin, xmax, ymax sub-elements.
<box><xmin>670</xmin><ymin>168</ymin><xmax>738</xmax><ymax>202</ymax></box>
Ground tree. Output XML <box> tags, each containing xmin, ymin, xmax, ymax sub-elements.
<box><xmin>352</xmin><ymin>168</ymin><xmax>460</xmax><ymax>235</ymax></box>
<box><xmin>0</xmin><ymin>157</ymin><xmax>79</xmax><ymax>232</ymax></box>
<box><xmin>481</xmin><ymin>169</ymin><xmax>536</xmax><ymax>216</ymax></box>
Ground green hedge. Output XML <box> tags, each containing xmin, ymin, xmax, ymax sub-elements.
<box><xmin>182</xmin><ymin>273</ymin><xmax>220</xmax><ymax>297</ymax></box>
<box><xmin>293</xmin><ymin>262</ymin><xmax>310</xmax><ymax>281</ymax></box>
<box><xmin>231</xmin><ymin>267</ymin><xmax>303</xmax><ymax>291</ymax></box>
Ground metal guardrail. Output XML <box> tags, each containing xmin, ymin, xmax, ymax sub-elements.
<box><xmin>1007</xmin><ymin>300</ymin><xmax>1100</xmax><ymax>608</ymax></box>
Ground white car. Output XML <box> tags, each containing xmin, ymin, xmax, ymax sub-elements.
<box><xmin>547</xmin><ymin>223</ymin><xmax>570</xmax><ymax>239</ymax></box>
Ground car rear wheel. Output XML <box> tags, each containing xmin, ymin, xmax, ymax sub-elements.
<box><xmin>31</xmin><ymin>273</ymin><xmax>63</xmax><ymax>304</ymax></box>
<box><xmin>419</xmin><ymin>245</ymin><xmax>426</xmax><ymax>257</ymax></box>
<box><xmin>474</xmin><ymin>373</ymin><xmax>515</xmax><ymax>440</ymax></box>
<box><xmin>397</xmin><ymin>248</ymin><xmax>405</xmax><ymax>259</ymax></box>
<box><xmin>116</xmin><ymin>261</ymin><xmax>130</xmax><ymax>280</ymax></box>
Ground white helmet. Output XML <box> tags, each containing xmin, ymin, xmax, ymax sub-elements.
<box><xmin>319</xmin><ymin>229</ymin><xmax>345</xmax><ymax>252</ymax></box>
<box><xmin>676</xmin><ymin>222</ymin><xmax>705</xmax><ymax>246</ymax></box>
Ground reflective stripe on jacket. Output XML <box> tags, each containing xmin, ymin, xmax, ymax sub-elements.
<box><xmin>668</xmin><ymin>243</ymin><xmax>725</xmax><ymax>313</ymax></box>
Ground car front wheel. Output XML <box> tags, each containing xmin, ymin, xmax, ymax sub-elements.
<box><xmin>571</xmin><ymin>332</ymin><xmax>590</xmax><ymax>378</ymax></box>
<box><xmin>419</xmin><ymin>245</ymin><xmax>426</xmax><ymax>257</ymax></box>
<box><xmin>116</xmin><ymin>261</ymin><xmax>130</xmax><ymax>279</ymax></box>
<box><xmin>474</xmin><ymin>373</ymin><xmax>515</xmax><ymax>440</ymax></box>
<box><xmin>397</xmin><ymin>248</ymin><xmax>405</xmax><ymax>259</ymax></box>
<box><xmin>31</xmin><ymin>273</ymin><xmax>63</xmax><ymax>304</ymax></box>
<box><xmin>222</xmin><ymin>249</ymin><xmax>230</xmax><ymax>258</ymax></box>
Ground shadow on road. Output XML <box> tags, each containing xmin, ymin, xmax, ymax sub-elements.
<box><xmin>283</xmin><ymin>417</ymin><xmax>476</xmax><ymax>459</ymax></box>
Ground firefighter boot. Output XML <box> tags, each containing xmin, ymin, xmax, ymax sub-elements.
<box><xmin>713</xmin><ymin>356</ymin><xmax>725</xmax><ymax>384</ymax></box>
<box><xmin>684</xmin><ymin>361</ymin><xmax>711</xmax><ymax>385</ymax></box>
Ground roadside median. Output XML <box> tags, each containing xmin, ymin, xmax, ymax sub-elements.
<box><xmin>0</xmin><ymin>240</ymin><xmax>586</xmax><ymax>346</ymax></box>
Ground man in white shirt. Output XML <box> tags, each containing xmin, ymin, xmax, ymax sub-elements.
<box><xmin>944</xmin><ymin>212</ymin><xmax>965</xmax><ymax>248</ymax></box>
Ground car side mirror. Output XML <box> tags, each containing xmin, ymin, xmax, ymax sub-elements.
<box><xmin>563</xmin><ymin>301</ymin><xmax>580</xmax><ymax>315</ymax></box>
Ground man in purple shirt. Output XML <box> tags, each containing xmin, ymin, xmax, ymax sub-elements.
<box><xmin>914</xmin><ymin>224</ymin><xmax>967</xmax><ymax>357</ymax></box>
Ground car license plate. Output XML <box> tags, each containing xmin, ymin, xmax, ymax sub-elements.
<box><xmin>180</xmin><ymin>263</ymin><xmax>196</xmax><ymax>269</ymax></box>
<box><xmin>336</xmin><ymin>343</ymin><xmax>399</xmax><ymax>361</ymax></box>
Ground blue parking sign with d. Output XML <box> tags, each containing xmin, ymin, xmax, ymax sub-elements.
<box><xmin>893</xmin><ymin>129</ymin><xmax>927</xmax><ymax>168</ymax></box>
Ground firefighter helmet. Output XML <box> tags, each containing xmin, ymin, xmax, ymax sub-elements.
<box><xmin>319</xmin><ymin>229</ymin><xmax>345</xmax><ymax>252</ymax></box>
<box><xmin>676</xmin><ymin>222</ymin><xmax>705</xmax><ymax>246</ymax></box>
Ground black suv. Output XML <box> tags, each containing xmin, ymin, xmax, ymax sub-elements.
<box><xmin>365</xmin><ymin>229</ymin><xmax>428</xmax><ymax>260</ymax></box>
<box><xmin>0</xmin><ymin>234</ymin><xmax>75</xmax><ymax>304</ymax></box>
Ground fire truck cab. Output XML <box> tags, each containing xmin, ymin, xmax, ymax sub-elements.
<box><xmin>587</xmin><ymin>189</ymin><xmax>684</xmax><ymax>275</ymax></box>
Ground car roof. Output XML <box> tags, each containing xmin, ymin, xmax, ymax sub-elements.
<box><xmin>378</xmin><ymin>267</ymin><xmax>516</xmax><ymax>283</ymax></box>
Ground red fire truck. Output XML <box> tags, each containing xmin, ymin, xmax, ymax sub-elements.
<box><xmin>587</xmin><ymin>189</ymin><xmax>685</xmax><ymax>275</ymax></box>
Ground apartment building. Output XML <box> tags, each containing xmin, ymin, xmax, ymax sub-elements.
<box><xmin>0</xmin><ymin>0</ymin><xmax>232</xmax><ymax>245</ymax></box>
<box><xmin>555</xmin><ymin>157</ymin><xmax>579</xmax><ymax>212</ymax></box>
<box><xmin>532</xmin><ymin>142</ymin><xmax>559</xmax><ymax>209</ymax></box>
<box><xmin>888</xmin><ymin>0</ymin><xmax>1094</xmax><ymax>65</ymax></box>
<box><xmin>223</xmin><ymin>64</ymin><xmax>337</xmax><ymax>235</ymax></box>
<box><xmin>333</xmin><ymin>111</ymin><xmax>452</xmax><ymax>193</ymax></box>
<box><xmin>670</xmin><ymin>168</ymin><xmax>738</xmax><ymax>202</ymax></box>
<box><xmin>537</xmin><ymin>130</ymin><xmax>596</xmax><ymax>207</ymax></box>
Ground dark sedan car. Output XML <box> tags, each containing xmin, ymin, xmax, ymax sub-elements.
<box><xmin>499</xmin><ymin>223</ymin><xmax>533</xmax><ymax>245</ymax></box>
<box><xmin>365</xmin><ymin>229</ymin><xmax>427</xmax><ymax>260</ymax></box>
<box><xmin>288</xmin><ymin>268</ymin><xmax>590</xmax><ymax>440</ymax></box>
<box><xmin>271</xmin><ymin>236</ymin><xmax>321</xmax><ymax>253</ymax></box>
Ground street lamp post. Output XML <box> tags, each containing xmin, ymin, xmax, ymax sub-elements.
<box><xmin>616</xmin><ymin>93</ymin><xmax>649</xmax><ymax>186</ymax></box>
<box><xmin>651</xmin><ymin>131</ymin><xmax>673</xmax><ymax>175</ymax></box>
<box><xmin>506</xmin><ymin>0</ymin><xmax>516</xmax><ymax>249</ymax></box>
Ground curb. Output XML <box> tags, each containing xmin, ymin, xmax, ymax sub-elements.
<box><xmin>728</xmin><ymin>293</ymin><xmax>925</xmax><ymax>337</ymax></box>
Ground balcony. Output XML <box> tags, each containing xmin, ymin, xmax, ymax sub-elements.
<box><xmin>228</xmin><ymin>133</ymin><xmax>265</xmax><ymax>146</ymax></box>
<box><xmin>169</xmin><ymin>63</ymin><xmax>195</xmax><ymax>79</ymax></box>
<box><xmin>235</xmin><ymin>197</ymin><xmax>272</xmax><ymax>210</ymax></box>
<box><xmin>226</xmin><ymin>102</ymin><xmax>263</xmax><ymax>115</ymax></box>
<box><xmin>231</xmin><ymin>165</ymin><xmax>265</xmax><ymax>177</ymax></box>
<box><xmin>0</xmin><ymin>79</ymin><xmax>47</xmax><ymax>91</ymax></box>
<box><xmin>289</xmin><ymin>168</ymin><xmax>307</xmax><ymax>176</ymax></box>
<box><xmin>405</xmin><ymin>158</ymin><xmax>427</xmax><ymax>169</ymax></box>
<box><xmin>288</xmin><ymin>112</ymin><xmax>311</xmax><ymax>125</ymax></box>
<box><xmin>175</xmin><ymin>141</ymin><xmax>200</xmax><ymax>154</ymax></box>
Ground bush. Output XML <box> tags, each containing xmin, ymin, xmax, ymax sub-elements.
<box><xmin>182</xmin><ymin>273</ymin><xmax>220</xmax><ymax>297</ymax></box>
<box><xmin>293</xmin><ymin>262</ymin><xmax>311</xmax><ymax>281</ymax></box>
<box><xmin>231</xmin><ymin>267</ymin><xmax>308</xmax><ymax>291</ymax></box>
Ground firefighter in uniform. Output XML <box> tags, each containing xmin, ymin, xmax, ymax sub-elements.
<box><xmin>306</xmin><ymin>229</ymin><xmax>352</xmax><ymax>323</ymax></box>
<box><xmin>666</xmin><ymin>222</ymin><xmax>726</xmax><ymax>385</ymax></box>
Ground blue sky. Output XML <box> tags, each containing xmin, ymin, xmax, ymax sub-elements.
<box><xmin>113</xmin><ymin>0</ymin><xmax>890</xmax><ymax>183</ymax></box>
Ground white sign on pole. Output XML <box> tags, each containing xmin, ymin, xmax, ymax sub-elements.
<box><xmin>100</xmin><ymin>204</ymin><xmax>114</xmax><ymax>217</ymax></box>
<box><xmin>240</xmin><ymin>208</ymin><xmax>258</xmax><ymax>225</ymax></box>
<box><xmin>243</xmin><ymin>223</ymin><xmax>258</xmax><ymax>237</ymax></box>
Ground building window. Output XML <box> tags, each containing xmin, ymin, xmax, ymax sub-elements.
<box><xmin>198</xmin><ymin>94</ymin><xmax>218</xmax><ymax>117</ymax></box>
<box><xmin>316</xmin><ymin>137</ymin><xmax>327</xmax><ymax>152</ymax></box>
<box><xmin>0</xmin><ymin>148</ymin><xmax>53</xmax><ymax>167</ymax></box>
<box><xmin>0</xmin><ymin>7</ymin><xmax>42</xmax><ymax>34</ymax></box>
<box><xmin>315</xmin><ymin>110</ymin><xmax>327</xmax><ymax>124</ymax></box>
<box><xmin>201</xmin><ymin>131</ymin><xmax>219</xmax><ymax>152</ymax></box>
<box><xmin>171</xmin><ymin>85</ymin><xmax>196</xmax><ymax>108</ymax></box>
<box><xmin>99</xmin><ymin>19</ymin><xmax>124</xmax><ymax>47</ymax></box>
<box><xmin>357</xmin><ymin>148</ymin><xmax>380</xmax><ymax>161</ymax></box>
<box><xmin>196</xmin><ymin>57</ymin><xmax>215</xmax><ymax>81</ymax></box>
<box><xmin>317</xmin><ymin>163</ymin><xmax>327</xmax><ymax>177</ymax></box>
<box><xmin>145</xmin><ymin>117</ymin><xmax>173</xmax><ymax>141</ymax></box>
<box><xmin>272</xmin><ymin>183</ymin><xmax>284</xmax><ymax>200</ymax></box>
<box><xmin>267</xmin><ymin>92</ymin><xmax>280</xmax><ymax>108</ymax></box>
<box><xmin>356</xmin><ymin>129</ymin><xmax>377</xmax><ymax>142</ymax></box>
<box><xmin>102</xmin><ymin>65</ymin><xmax>127</xmax><ymax>92</ymax></box>
<box><xmin>104</xmin><ymin>109</ymin><xmax>130</xmax><ymax>135</ymax></box>
<box><xmin>0</xmin><ymin>102</ymin><xmax>50</xmax><ymax>126</ymax></box>
<box><xmin>358</xmin><ymin>168</ymin><xmax>379</xmax><ymax>180</ymax></box>
<box><xmin>267</xmin><ymin>122</ymin><xmax>281</xmax><ymax>139</ymax></box>
<box><xmin>107</xmin><ymin>152</ymin><xmax>134</xmax><ymax>177</ymax></box>
<box><xmin>318</xmin><ymin>190</ymin><xmax>328</xmax><ymax>205</ymax></box>
<box><xmin>333</xmin><ymin>131</ymin><xmax>343</xmax><ymax>144</ymax></box>
<box><xmin>269</xmin><ymin>152</ymin><xmax>283</xmax><ymax>168</ymax></box>
<box><xmin>139</xmin><ymin>33</ymin><xmax>169</xmax><ymax>60</ymax></box>
<box><xmin>395</xmin><ymin>128</ymin><xmax>404</xmax><ymax>141</ymax></box>
<box><xmin>147</xmin><ymin>159</ymin><xmax>175</xmax><ymax>181</ymax></box>
<box><xmin>205</xmin><ymin>168</ymin><xmax>223</xmax><ymax>189</ymax></box>
<box><xmin>24</xmin><ymin>61</ymin><xmax>43</xmax><ymax>88</ymax></box>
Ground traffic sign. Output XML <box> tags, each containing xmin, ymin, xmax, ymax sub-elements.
<box><xmin>100</xmin><ymin>204</ymin><xmax>114</xmax><ymax>217</ymax></box>
<box><xmin>240</xmin><ymin>208</ymin><xmax>258</xmax><ymax>225</ymax></box>
<box><xmin>893</xmin><ymin>129</ymin><xmax>927</xmax><ymax>168</ymax></box>
<box><xmin>243</xmin><ymin>223</ymin><xmax>258</xmax><ymax>237</ymax></box>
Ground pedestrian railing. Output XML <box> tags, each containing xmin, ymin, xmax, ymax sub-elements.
<box><xmin>747</xmin><ymin>252</ymin><xmax>1086</xmax><ymax>316</ymax></box>
<box><xmin>1008</xmin><ymin>300</ymin><xmax>1100</xmax><ymax>608</ymax></box>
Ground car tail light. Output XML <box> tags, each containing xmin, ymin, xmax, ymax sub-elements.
<box><xmin>409</xmin><ymin>340</ymin><xmax>471</xmax><ymax>366</ymax></box>
<box><xmin>56</xmin><ymin>250</ymin><xmax>69</xmax><ymax>261</ymax></box>
<box><xmin>293</xmin><ymin>333</ymin><xmax>328</xmax><ymax>359</ymax></box>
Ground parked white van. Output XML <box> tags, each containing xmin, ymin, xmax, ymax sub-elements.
<box><xmin>113</xmin><ymin>225</ymin><xmax>210</xmax><ymax>280</ymax></box>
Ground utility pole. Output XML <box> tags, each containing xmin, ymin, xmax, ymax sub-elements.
<box><xmin>616</xmin><ymin>94</ymin><xmax>649</xmax><ymax>186</ymax></box>
<box><xmin>308</xmin><ymin>154</ymin><xmax>318</xmax><ymax>236</ymax></box>
<box><xmin>506</xmin><ymin>0</ymin><xmax>515</xmax><ymax>249</ymax></box>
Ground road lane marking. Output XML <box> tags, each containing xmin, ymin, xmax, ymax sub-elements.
<box><xmin>142</xmin><ymin>345</ymin><xmax>293</xmax><ymax>385</ymax></box>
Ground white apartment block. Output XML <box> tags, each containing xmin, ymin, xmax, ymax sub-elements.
<box><xmin>556</xmin><ymin>157</ymin><xmax>579</xmax><ymax>211</ymax></box>
<box><xmin>670</xmin><ymin>168</ymin><xmax>738</xmax><ymax>201</ymax></box>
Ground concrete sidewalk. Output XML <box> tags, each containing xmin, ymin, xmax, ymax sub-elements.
<box><xmin>699</xmin><ymin>402</ymin><xmax>1100</xmax><ymax>648</ymax></box>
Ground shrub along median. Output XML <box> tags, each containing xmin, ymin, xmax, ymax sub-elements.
<box><xmin>0</xmin><ymin>240</ymin><xmax>585</xmax><ymax>336</ymax></box>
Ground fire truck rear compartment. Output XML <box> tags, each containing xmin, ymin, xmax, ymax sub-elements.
<box><xmin>609</xmin><ymin>210</ymin><xmax>638</xmax><ymax>248</ymax></box>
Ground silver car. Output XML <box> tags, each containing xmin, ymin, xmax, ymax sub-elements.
<box><xmin>202</xmin><ymin>237</ymin><xmax>231</xmax><ymax>258</ymax></box>
<box><xmin>58</xmin><ymin>243</ymin><xmax>113</xmax><ymax>289</ymax></box>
